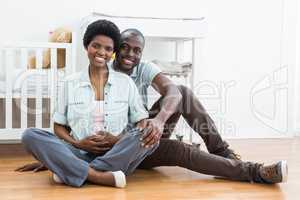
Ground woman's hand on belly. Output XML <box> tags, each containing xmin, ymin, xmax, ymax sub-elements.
<box><xmin>95</xmin><ymin>131</ymin><xmax>120</xmax><ymax>148</ymax></box>
<box><xmin>74</xmin><ymin>134</ymin><xmax>111</xmax><ymax>154</ymax></box>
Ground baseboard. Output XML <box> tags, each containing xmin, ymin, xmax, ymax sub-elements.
<box><xmin>0</xmin><ymin>143</ymin><xmax>28</xmax><ymax>156</ymax></box>
<box><xmin>0</xmin><ymin>139</ymin><xmax>21</xmax><ymax>144</ymax></box>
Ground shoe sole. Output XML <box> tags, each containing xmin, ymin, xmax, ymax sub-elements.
<box><xmin>280</xmin><ymin>160</ymin><xmax>288</xmax><ymax>182</ymax></box>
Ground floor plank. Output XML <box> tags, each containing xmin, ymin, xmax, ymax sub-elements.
<box><xmin>0</xmin><ymin>138</ymin><xmax>299</xmax><ymax>200</ymax></box>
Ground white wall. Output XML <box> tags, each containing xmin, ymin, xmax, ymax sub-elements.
<box><xmin>193</xmin><ymin>0</ymin><xmax>298</xmax><ymax>138</ymax></box>
<box><xmin>0</xmin><ymin>0</ymin><xmax>298</xmax><ymax>138</ymax></box>
<box><xmin>0</xmin><ymin>0</ymin><xmax>207</xmax><ymax>44</ymax></box>
<box><xmin>295</xmin><ymin>0</ymin><xmax>300</xmax><ymax>136</ymax></box>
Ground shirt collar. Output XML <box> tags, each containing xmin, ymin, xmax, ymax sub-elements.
<box><xmin>79</xmin><ymin>65</ymin><xmax>114</xmax><ymax>87</ymax></box>
<box><xmin>112</xmin><ymin>60</ymin><xmax>139</xmax><ymax>78</ymax></box>
<box><xmin>129</xmin><ymin>65</ymin><xmax>138</xmax><ymax>78</ymax></box>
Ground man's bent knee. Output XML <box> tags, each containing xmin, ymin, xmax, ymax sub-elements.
<box><xmin>177</xmin><ymin>85</ymin><xmax>190</xmax><ymax>96</ymax></box>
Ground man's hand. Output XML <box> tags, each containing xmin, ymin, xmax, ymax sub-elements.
<box><xmin>137</xmin><ymin>118</ymin><xmax>164</xmax><ymax>147</ymax></box>
<box><xmin>15</xmin><ymin>162</ymin><xmax>47</xmax><ymax>172</ymax></box>
<box><xmin>74</xmin><ymin>135</ymin><xmax>111</xmax><ymax>154</ymax></box>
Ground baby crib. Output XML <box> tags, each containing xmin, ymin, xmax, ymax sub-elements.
<box><xmin>0</xmin><ymin>40</ymin><xmax>76</xmax><ymax>141</ymax></box>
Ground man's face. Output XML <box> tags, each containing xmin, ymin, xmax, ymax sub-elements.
<box><xmin>116</xmin><ymin>34</ymin><xmax>144</xmax><ymax>72</ymax></box>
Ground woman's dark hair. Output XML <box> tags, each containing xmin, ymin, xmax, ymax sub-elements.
<box><xmin>83</xmin><ymin>19</ymin><xmax>120</xmax><ymax>52</ymax></box>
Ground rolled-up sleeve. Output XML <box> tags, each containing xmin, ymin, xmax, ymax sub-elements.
<box><xmin>53</xmin><ymin>80</ymin><xmax>68</xmax><ymax>125</ymax></box>
<box><xmin>128</xmin><ymin>78</ymin><xmax>149</xmax><ymax>123</ymax></box>
<box><xmin>142</xmin><ymin>62</ymin><xmax>162</xmax><ymax>85</ymax></box>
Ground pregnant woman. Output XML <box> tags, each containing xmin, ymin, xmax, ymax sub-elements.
<box><xmin>20</xmin><ymin>19</ymin><xmax>158</xmax><ymax>188</ymax></box>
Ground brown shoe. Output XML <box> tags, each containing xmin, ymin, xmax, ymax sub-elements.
<box><xmin>259</xmin><ymin>161</ymin><xmax>288</xmax><ymax>183</ymax></box>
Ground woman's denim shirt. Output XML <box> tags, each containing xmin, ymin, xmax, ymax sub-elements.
<box><xmin>53</xmin><ymin>67</ymin><xmax>148</xmax><ymax>140</ymax></box>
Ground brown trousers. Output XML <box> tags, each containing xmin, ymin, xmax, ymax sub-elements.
<box><xmin>138</xmin><ymin>85</ymin><xmax>263</xmax><ymax>182</ymax></box>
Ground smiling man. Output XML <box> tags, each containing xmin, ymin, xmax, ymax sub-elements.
<box><xmin>112</xmin><ymin>28</ymin><xmax>239</xmax><ymax>159</ymax></box>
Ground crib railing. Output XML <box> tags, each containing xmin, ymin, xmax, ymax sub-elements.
<box><xmin>0</xmin><ymin>42</ymin><xmax>76</xmax><ymax>141</ymax></box>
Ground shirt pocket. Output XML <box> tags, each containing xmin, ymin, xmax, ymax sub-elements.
<box><xmin>67</xmin><ymin>96</ymin><xmax>91</xmax><ymax>125</ymax></box>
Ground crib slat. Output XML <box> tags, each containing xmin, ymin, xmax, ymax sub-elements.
<box><xmin>65</xmin><ymin>46</ymin><xmax>72</xmax><ymax>75</ymax></box>
<box><xmin>20</xmin><ymin>49</ymin><xmax>28</xmax><ymax>129</ymax></box>
<box><xmin>71</xmin><ymin>33</ymin><xmax>77</xmax><ymax>74</ymax></box>
<box><xmin>0</xmin><ymin>49</ymin><xmax>3</xmax><ymax>98</ymax></box>
<box><xmin>35</xmin><ymin>49</ymin><xmax>43</xmax><ymax>128</ymax></box>
<box><xmin>50</xmin><ymin>48</ymin><xmax>58</xmax><ymax>130</ymax></box>
<box><xmin>47</xmin><ymin>59</ymin><xmax>51</xmax><ymax>128</ymax></box>
<box><xmin>5</xmin><ymin>49</ymin><xmax>14</xmax><ymax>129</ymax></box>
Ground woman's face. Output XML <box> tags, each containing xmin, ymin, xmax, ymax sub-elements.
<box><xmin>86</xmin><ymin>35</ymin><xmax>114</xmax><ymax>68</ymax></box>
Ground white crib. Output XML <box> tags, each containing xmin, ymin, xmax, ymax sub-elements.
<box><xmin>0</xmin><ymin>41</ymin><xmax>76</xmax><ymax>141</ymax></box>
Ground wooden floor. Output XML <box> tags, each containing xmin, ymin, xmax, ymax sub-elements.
<box><xmin>1</xmin><ymin>138</ymin><xmax>299</xmax><ymax>200</ymax></box>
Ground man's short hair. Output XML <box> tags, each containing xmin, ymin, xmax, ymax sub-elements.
<box><xmin>121</xmin><ymin>28</ymin><xmax>145</xmax><ymax>45</ymax></box>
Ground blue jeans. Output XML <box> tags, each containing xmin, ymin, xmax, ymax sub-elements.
<box><xmin>22</xmin><ymin>127</ymin><xmax>158</xmax><ymax>187</ymax></box>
